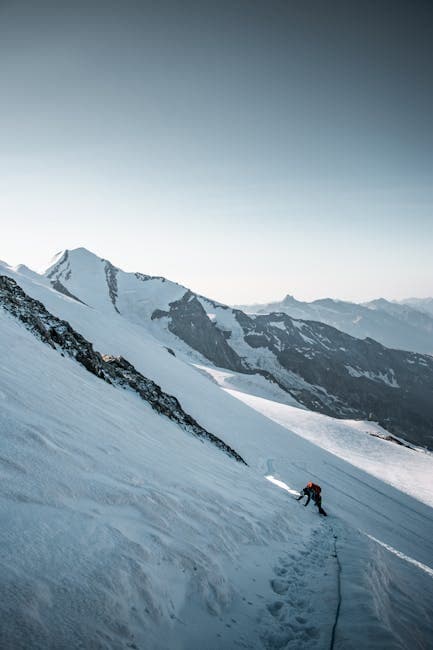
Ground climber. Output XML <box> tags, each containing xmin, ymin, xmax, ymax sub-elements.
<box><xmin>297</xmin><ymin>481</ymin><xmax>327</xmax><ymax>516</ymax></box>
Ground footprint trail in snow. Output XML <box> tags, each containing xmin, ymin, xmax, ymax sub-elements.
<box><xmin>261</xmin><ymin>522</ymin><xmax>339</xmax><ymax>649</ymax></box>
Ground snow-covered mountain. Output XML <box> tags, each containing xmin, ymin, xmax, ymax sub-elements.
<box><xmin>236</xmin><ymin>294</ymin><xmax>433</xmax><ymax>356</ymax></box>
<box><xmin>30</xmin><ymin>248</ymin><xmax>433</xmax><ymax>450</ymax></box>
<box><xmin>1</xmin><ymin>250</ymin><xmax>433</xmax><ymax>649</ymax></box>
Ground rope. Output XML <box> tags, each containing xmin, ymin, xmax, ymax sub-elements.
<box><xmin>330</xmin><ymin>533</ymin><xmax>342</xmax><ymax>650</ymax></box>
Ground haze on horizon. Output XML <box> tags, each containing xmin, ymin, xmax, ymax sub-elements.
<box><xmin>1</xmin><ymin>0</ymin><xmax>432</xmax><ymax>304</ymax></box>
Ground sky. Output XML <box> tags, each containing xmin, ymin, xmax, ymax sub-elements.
<box><xmin>0</xmin><ymin>0</ymin><xmax>432</xmax><ymax>304</ymax></box>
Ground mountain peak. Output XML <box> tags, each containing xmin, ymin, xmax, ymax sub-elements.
<box><xmin>368</xmin><ymin>298</ymin><xmax>389</xmax><ymax>306</ymax></box>
<box><xmin>282</xmin><ymin>294</ymin><xmax>297</xmax><ymax>304</ymax></box>
<box><xmin>66</xmin><ymin>247</ymin><xmax>103</xmax><ymax>261</ymax></box>
<box><xmin>44</xmin><ymin>247</ymin><xmax>106</xmax><ymax>275</ymax></box>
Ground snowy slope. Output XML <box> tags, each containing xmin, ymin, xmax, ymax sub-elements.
<box><xmin>236</xmin><ymin>294</ymin><xmax>433</xmax><ymax>356</ymax></box>
<box><xmin>1</xmin><ymin>266</ymin><xmax>433</xmax><ymax>648</ymax></box>
<box><xmin>0</xmin><ymin>308</ymin><xmax>314</xmax><ymax>649</ymax></box>
<box><xmin>196</xmin><ymin>365</ymin><xmax>433</xmax><ymax>507</ymax></box>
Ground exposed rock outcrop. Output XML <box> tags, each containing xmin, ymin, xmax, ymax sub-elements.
<box><xmin>103</xmin><ymin>261</ymin><xmax>120</xmax><ymax>313</ymax></box>
<box><xmin>152</xmin><ymin>291</ymin><xmax>246</xmax><ymax>372</ymax></box>
<box><xmin>50</xmin><ymin>279</ymin><xmax>87</xmax><ymax>305</ymax></box>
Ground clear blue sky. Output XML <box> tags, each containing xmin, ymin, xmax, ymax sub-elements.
<box><xmin>1</xmin><ymin>0</ymin><xmax>432</xmax><ymax>303</ymax></box>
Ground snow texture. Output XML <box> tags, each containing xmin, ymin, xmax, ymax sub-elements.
<box><xmin>0</xmin><ymin>252</ymin><xmax>432</xmax><ymax>649</ymax></box>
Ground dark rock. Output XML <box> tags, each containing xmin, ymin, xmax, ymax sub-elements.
<box><xmin>369</xmin><ymin>432</ymin><xmax>415</xmax><ymax>449</ymax></box>
<box><xmin>103</xmin><ymin>261</ymin><xmax>120</xmax><ymax>313</ymax></box>
<box><xmin>50</xmin><ymin>279</ymin><xmax>87</xmax><ymax>305</ymax></box>
<box><xmin>153</xmin><ymin>291</ymin><xmax>246</xmax><ymax>372</ymax></box>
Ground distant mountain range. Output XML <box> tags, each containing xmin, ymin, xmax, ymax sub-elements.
<box><xmin>1</xmin><ymin>247</ymin><xmax>432</xmax><ymax>450</ymax></box>
<box><xmin>235</xmin><ymin>294</ymin><xmax>433</xmax><ymax>356</ymax></box>
<box><xmin>400</xmin><ymin>296</ymin><xmax>433</xmax><ymax>318</ymax></box>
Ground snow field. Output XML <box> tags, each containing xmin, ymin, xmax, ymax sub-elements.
<box><xmin>198</xmin><ymin>365</ymin><xmax>433</xmax><ymax>508</ymax></box>
<box><xmin>0</xmin><ymin>311</ymin><xmax>340</xmax><ymax>649</ymax></box>
<box><xmin>1</xmin><ymin>260</ymin><xmax>433</xmax><ymax>648</ymax></box>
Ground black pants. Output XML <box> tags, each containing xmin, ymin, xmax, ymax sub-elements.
<box><xmin>297</xmin><ymin>491</ymin><xmax>327</xmax><ymax>516</ymax></box>
<box><xmin>313</xmin><ymin>494</ymin><xmax>327</xmax><ymax>515</ymax></box>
